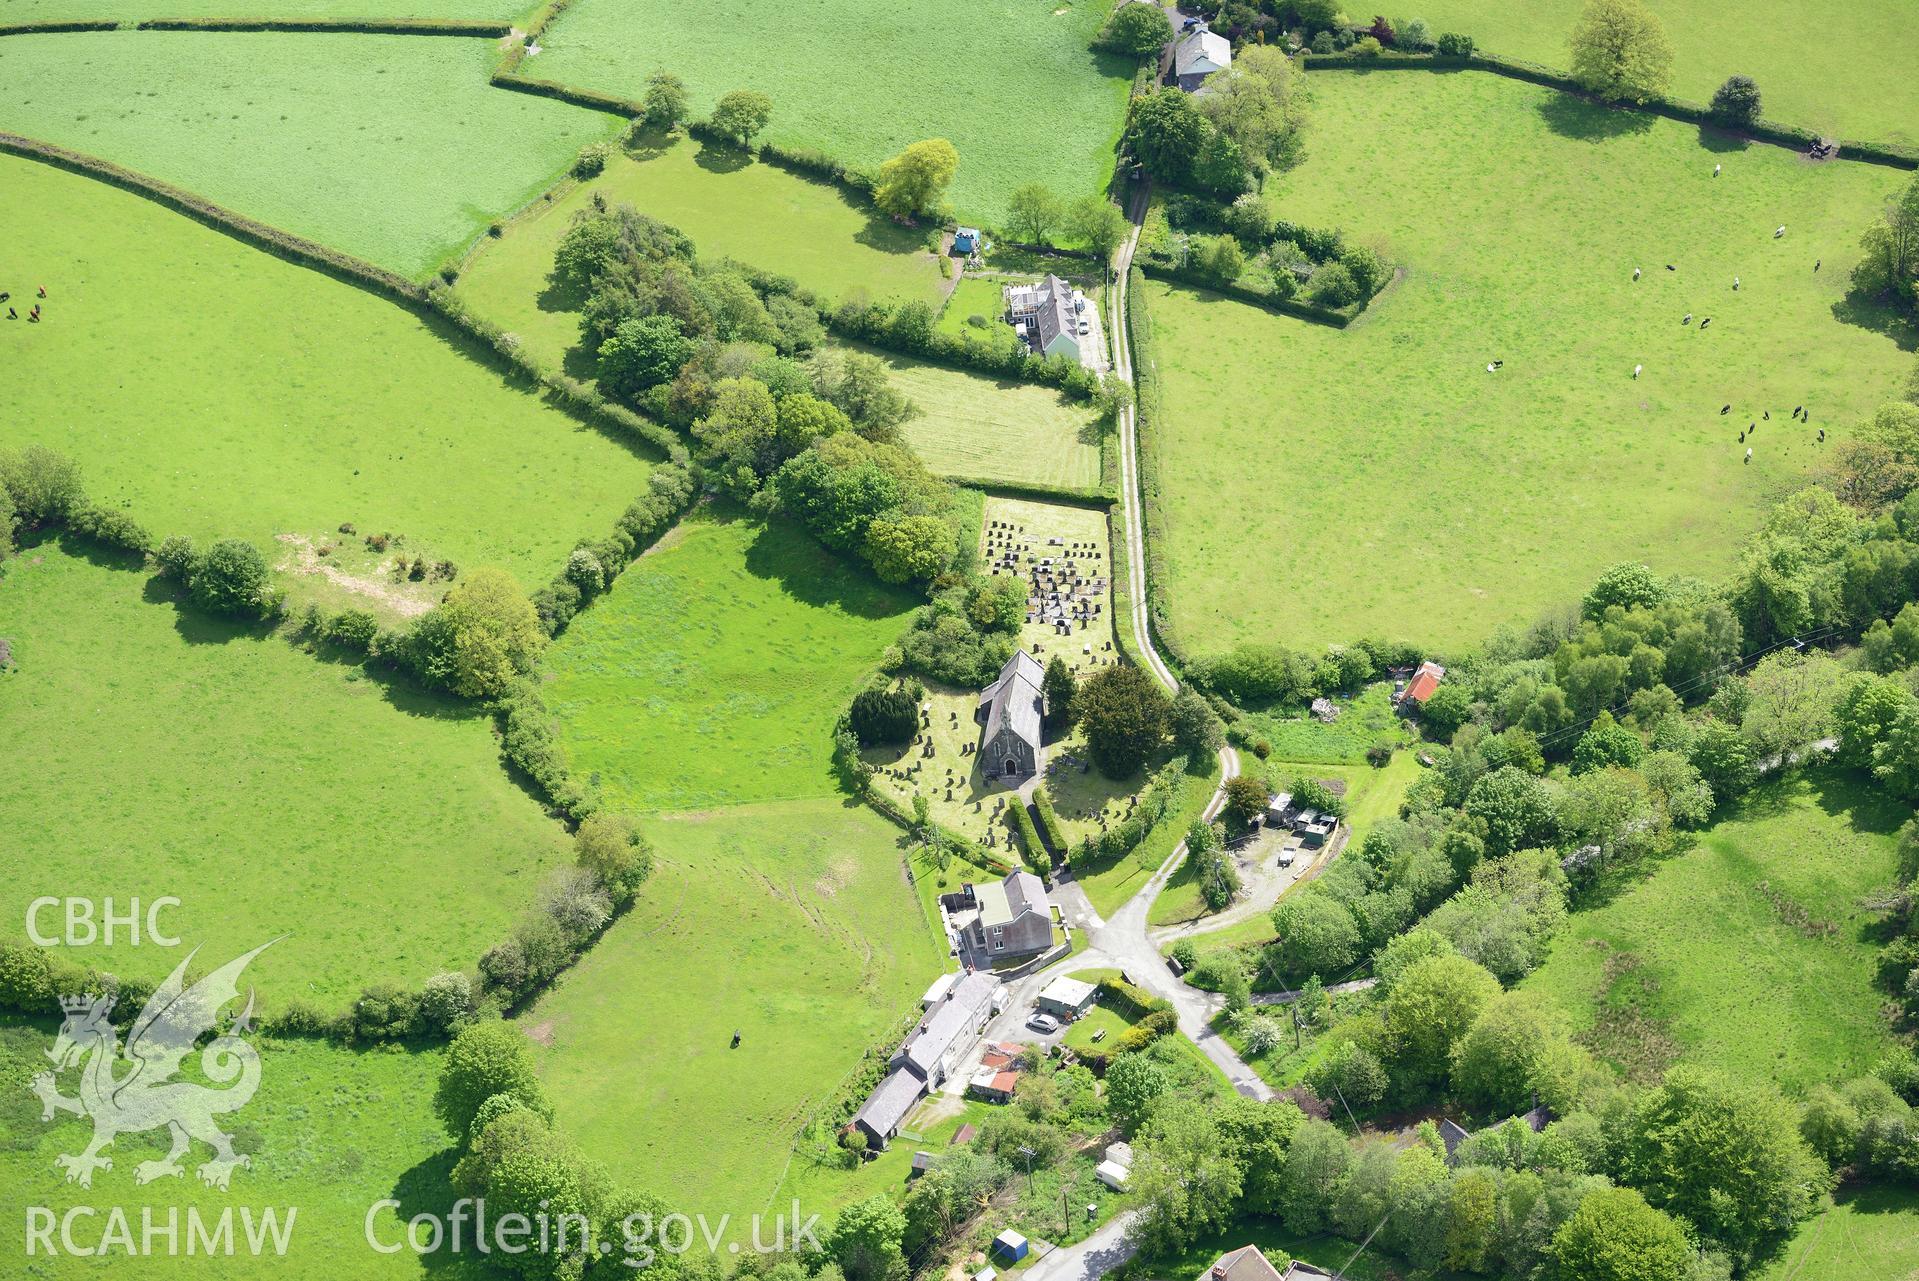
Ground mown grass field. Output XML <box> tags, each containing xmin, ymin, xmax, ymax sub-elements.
<box><xmin>1230</xmin><ymin>683</ymin><xmax>1415</xmax><ymax>767</ymax></box>
<box><xmin>3</xmin><ymin>0</ymin><xmax>515</xmax><ymax>16</ymax></box>
<box><xmin>520</xmin><ymin>799</ymin><xmax>943</xmax><ymax>1232</ymax></box>
<box><xmin>457</xmin><ymin>132</ymin><xmax>946</xmax><ymax>374</ymax></box>
<box><xmin>543</xmin><ymin>505</ymin><xmax>916</xmax><ymax>813</ymax></box>
<box><xmin>0</xmin><ymin>544</ymin><xmax>570</xmax><ymax>1008</ymax></box>
<box><xmin>0</xmin><ymin>30</ymin><xmax>617</xmax><ymax>276</ymax></box>
<box><xmin>1751</xmin><ymin>1186</ymin><xmax>1919</xmax><ymax>1281</ymax></box>
<box><xmin>876</xmin><ymin>347</ymin><xmax>1106</xmax><ymax>491</ymax></box>
<box><xmin>532</xmin><ymin>0</ymin><xmax>1135</xmax><ymax>223</ymax></box>
<box><xmin>0</xmin><ymin>152</ymin><xmax>652</xmax><ymax>610</ymax></box>
<box><xmin>1148</xmin><ymin>70</ymin><xmax>1912</xmax><ymax>652</ymax></box>
<box><xmin>1405</xmin><ymin>0</ymin><xmax>1919</xmax><ymax>147</ymax></box>
<box><xmin>1521</xmin><ymin>770</ymin><xmax>1902</xmax><ymax>1092</ymax></box>
<box><xmin>0</xmin><ymin>1021</ymin><xmax>461</xmax><ymax>1280</ymax></box>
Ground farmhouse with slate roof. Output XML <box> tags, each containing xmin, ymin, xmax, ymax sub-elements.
<box><xmin>1173</xmin><ymin>23</ymin><xmax>1231</xmax><ymax>92</ymax></box>
<box><xmin>977</xmin><ymin>649</ymin><xmax>1045</xmax><ymax>782</ymax></box>
<box><xmin>1003</xmin><ymin>275</ymin><xmax>1083</xmax><ymax>364</ymax></box>
<box><xmin>947</xmin><ymin>869</ymin><xmax>1055</xmax><ymax>960</ymax></box>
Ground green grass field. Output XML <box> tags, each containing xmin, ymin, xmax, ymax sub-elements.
<box><xmin>1230</xmin><ymin>683</ymin><xmax>1415</xmax><ymax>767</ymax></box>
<box><xmin>875</xmin><ymin>346</ymin><xmax>1106</xmax><ymax>491</ymax></box>
<box><xmin>0</xmin><ymin>30</ymin><xmax>617</xmax><ymax>276</ymax></box>
<box><xmin>542</xmin><ymin>505</ymin><xmax>916</xmax><ymax>813</ymax></box>
<box><xmin>520</xmin><ymin>799</ymin><xmax>943</xmax><ymax>1231</ymax></box>
<box><xmin>0</xmin><ymin>152</ymin><xmax>652</xmax><ymax>611</ymax></box>
<box><xmin>532</xmin><ymin>0</ymin><xmax>1134</xmax><ymax>223</ymax></box>
<box><xmin>457</xmin><ymin>132</ymin><xmax>946</xmax><ymax>374</ymax></box>
<box><xmin>3</xmin><ymin>0</ymin><xmax>516</xmax><ymax>16</ymax></box>
<box><xmin>1520</xmin><ymin>770</ymin><xmax>1902</xmax><ymax>1092</ymax></box>
<box><xmin>0</xmin><ymin>544</ymin><xmax>569</xmax><ymax>1008</ymax></box>
<box><xmin>1752</xmin><ymin>1186</ymin><xmax>1919</xmax><ymax>1281</ymax></box>
<box><xmin>1148</xmin><ymin>70</ymin><xmax>1912</xmax><ymax>652</ymax></box>
<box><xmin>0</xmin><ymin>1021</ymin><xmax>460</xmax><ymax>1280</ymax></box>
<box><xmin>1403</xmin><ymin>0</ymin><xmax>1919</xmax><ymax>147</ymax></box>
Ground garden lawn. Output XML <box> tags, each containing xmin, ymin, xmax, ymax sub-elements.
<box><xmin>0</xmin><ymin>30</ymin><xmax>618</xmax><ymax>276</ymax></box>
<box><xmin>0</xmin><ymin>1022</ymin><xmax>464</xmax><ymax>1280</ymax></box>
<box><xmin>1521</xmin><ymin>770</ymin><xmax>1903</xmax><ymax>1092</ymax></box>
<box><xmin>1230</xmin><ymin>683</ymin><xmax>1414</xmax><ymax>766</ymax></box>
<box><xmin>1148</xmin><ymin>753</ymin><xmax>1420</xmax><ymax>930</ymax></box>
<box><xmin>0</xmin><ymin>544</ymin><xmax>569</xmax><ymax>1009</ymax></box>
<box><xmin>520</xmin><ymin>799</ymin><xmax>943</xmax><ymax>1233</ymax></box>
<box><xmin>0</xmin><ymin>153</ymin><xmax>652</xmax><ymax>612</ymax></box>
<box><xmin>532</xmin><ymin>0</ymin><xmax>1135</xmax><ymax>223</ymax></box>
<box><xmin>1403</xmin><ymin>0</ymin><xmax>1919</xmax><ymax>147</ymax></box>
<box><xmin>1751</xmin><ymin>1186</ymin><xmax>1919</xmax><ymax>1281</ymax></box>
<box><xmin>871</xmin><ymin>346</ymin><xmax>1106</xmax><ymax>491</ymax></box>
<box><xmin>1148</xmin><ymin>70</ymin><xmax>1912</xmax><ymax>653</ymax></box>
<box><xmin>542</xmin><ymin>505</ymin><xmax>916</xmax><ymax>813</ymax></box>
<box><xmin>456</xmin><ymin>131</ymin><xmax>946</xmax><ymax>374</ymax></box>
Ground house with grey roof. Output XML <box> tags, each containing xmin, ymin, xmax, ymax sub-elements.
<box><xmin>977</xmin><ymin>649</ymin><xmax>1044</xmax><ymax>782</ymax></box>
<box><xmin>953</xmin><ymin>870</ymin><xmax>1055</xmax><ymax>960</ymax></box>
<box><xmin>1173</xmin><ymin>24</ymin><xmax>1231</xmax><ymax>92</ymax></box>
<box><xmin>850</xmin><ymin>972</ymin><xmax>1000</xmax><ymax>1150</ymax></box>
<box><xmin>898</xmin><ymin>971</ymin><xmax>998</xmax><ymax>1086</ymax></box>
<box><xmin>1003</xmin><ymin>275</ymin><xmax>1082</xmax><ymax>364</ymax></box>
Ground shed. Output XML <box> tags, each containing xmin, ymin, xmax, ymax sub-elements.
<box><xmin>992</xmin><ymin>1231</ymin><xmax>1029</xmax><ymax>1264</ymax></box>
<box><xmin>1037</xmin><ymin>975</ymin><xmax>1098</xmax><ymax>1020</ymax></box>
<box><xmin>954</xmin><ymin>227</ymin><xmax>980</xmax><ymax>254</ymax></box>
<box><xmin>909</xmin><ymin>1151</ymin><xmax>935</xmax><ymax>1179</ymax></box>
<box><xmin>921</xmin><ymin>972</ymin><xmax>958</xmax><ymax>1008</ymax></box>
<box><xmin>1095</xmin><ymin>1159</ymin><xmax>1130</xmax><ymax>1190</ymax></box>
<box><xmin>975</xmin><ymin>1270</ymin><xmax>998</xmax><ymax>1281</ymax></box>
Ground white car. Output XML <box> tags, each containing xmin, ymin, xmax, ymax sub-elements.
<box><xmin>1028</xmin><ymin>1012</ymin><xmax>1061</xmax><ymax>1034</ymax></box>
<box><xmin>1077</xmin><ymin>319</ymin><xmax>1090</xmax><ymax>335</ymax></box>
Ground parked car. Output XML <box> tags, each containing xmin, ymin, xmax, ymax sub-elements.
<box><xmin>1077</xmin><ymin>319</ymin><xmax>1090</xmax><ymax>335</ymax></box>
<box><xmin>1028</xmin><ymin>1012</ymin><xmax>1061</xmax><ymax>1034</ymax></box>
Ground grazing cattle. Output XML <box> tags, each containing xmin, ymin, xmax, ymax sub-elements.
<box><xmin>1633</xmin><ymin>364</ymin><xmax>1642</xmax><ymax>379</ymax></box>
<box><xmin>1763</xmin><ymin>410</ymin><xmax>1769</xmax><ymax>420</ymax></box>
<box><xmin>6</xmin><ymin>308</ymin><xmax>15</xmax><ymax>320</ymax></box>
<box><xmin>1746</xmin><ymin>448</ymin><xmax>1753</xmax><ymax>462</ymax></box>
<box><xmin>1815</xmin><ymin>260</ymin><xmax>1822</xmax><ymax>272</ymax></box>
<box><xmin>1720</xmin><ymin>405</ymin><xmax>1731</xmax><ymax>415</ymax></box>
<box><xmin>1774</xmin><ymin>226</ymin><xmax>1786</xmax><ymax>238</ymax></box>
<box><xmin>1739</xmin><ymin>431</ymin><xmax>1745</xmax><ymax>443</ymax></box>
<box><xmin>1666</xmin><ymin>264</ymin><xmax>1677</xmax><ymax>271</ymax></box>
<box><xmin>1683</xmin><ymin>314</ymin><xmax>1693</xmax><ymax>324</ymax></box>
<box><xmin>1733</xmin><ymin>276</ymin><xmax>1740</xmax><ymax>290</ymax></box>
<box><xmin>1714</xmin><ymin>163</ymin><xmax>1722</xmax><ymax>176</ymax></box>
<box><xmin>36</xmin><ymin>286</ymin><xmax>46</xmax><ymax>298</ymax></box>
<box><xmin>1633</xmin><ymin>267</ymin><xmax>1642</xmax><ymax>280</ymax></box>
<box><xmin>1794</xmin><ymin>405</ymin><xmax>1804</xmax><ymax>418</ymax></box>
<box><xmin>1818</xmin><ymin>429</ymin><xmax>1826</xmax><ymax>442</ymax></box>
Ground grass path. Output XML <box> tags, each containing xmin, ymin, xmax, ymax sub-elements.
<box><xmin>1150</xmin><ymin>70</ymin><xmax>1912</xmax><ymax>652</ymax></box>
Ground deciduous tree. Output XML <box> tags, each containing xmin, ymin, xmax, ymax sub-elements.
<box><xmin>1567</xmin><ymin>0</ymin><xmax>1674</xmax><ymax>103</ymax></box>
<box><xmin>874</xmin><ymin>139</ymin><xmax>960</xmax><ymax>220</ymax></box>
<box><xmin>709</xmin><ymin>89</ymin><xmax>773</xmax><ymax>147</ymax></box>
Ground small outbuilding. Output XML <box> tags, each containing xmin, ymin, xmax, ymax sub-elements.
<box><xmin>1395</xmin><ymin>660</ymin><xmax>1446</xmax><ymax>711</ymax></box>
<box><xmin>992</xmin><ymin>1231</ymin><xmax>1029</xmax><ymax>1264</ymax></box>
<box><xmin>1095</xmin><ymin>1159</ymin><xmax>1130</xmax><ymax>1190</ymax></box>
<box><xmin>954</xmin><ymin>227</ymin><xmax>980</xmax><ymax>254</ymax></box>
<box><xmin>1037</xmin><ymin>975</ymin><xmax>1098</xmax><ymax>1021</ymax></box>
<box><xmin>921</xmin><ymin>972</ymin><xmax>958</xmax><ymax>1008</ymax></box>
<box><xmin>1206</xmin><ymin>1245</ymin><xmax>1284</xmax><ymax>1281</ymax></box>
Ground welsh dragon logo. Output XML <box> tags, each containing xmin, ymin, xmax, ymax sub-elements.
<box><xmin>30</xmin><ymin>940</ymin><xmax>277</xmax><ymax>1190</ymax></box>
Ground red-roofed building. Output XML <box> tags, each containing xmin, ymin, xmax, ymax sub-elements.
<box><xmin>1396</xmin><ymin>660</ymin><xmax>1446</xmax><ymax>710</ymax></box>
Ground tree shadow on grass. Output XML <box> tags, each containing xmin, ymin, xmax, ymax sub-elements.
<box><xmin>622</xmin><ymin>124</ymin><xmax>676</xmax><ymax>164</ymax></box>
<box><xmin>388</xmin><ymin>1145</ymin><xmax>481</xmax><ymax>1276</ymax></box>
<box><xmin>735</xmin><ymin>509</ymin><xmax>917</xmax><ymax>621</ymax></box>
<box><xmin>1831</xmin><ymin>291</ymin><xmax>1919</xmax><ymax>352</ymax></box>
<box><xmin>1695</xmin><ymin>123</ymin><xmax>1752</xmax><ymax>154</ymax></box>
<box><xmin>1806</xmin><ymin>765</ymin><xmax>1908</xmax><ymax>835</ymax></box>
<box><xmin>692</xmin><ymin>137</ymin><xmax>752</xmax><ymax>174</ymax></box>
<box><xmin>1536</xmin><ymin>91</ymin><xmax>1656</xmax><ymax>142</ymax></box>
